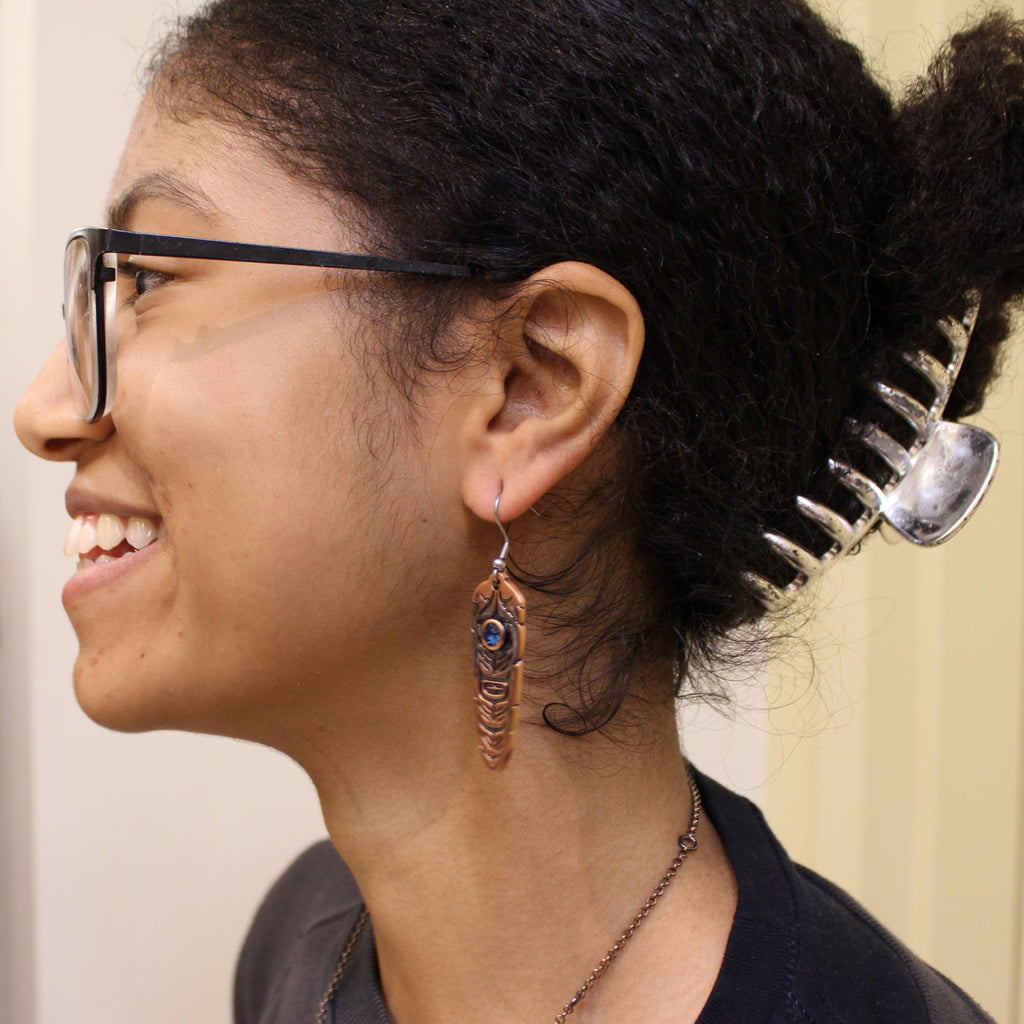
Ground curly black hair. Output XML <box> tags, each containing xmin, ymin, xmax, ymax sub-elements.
<box><xmin>150</xmin><ymin>0</ymin><xmax>1024</xmax><ymax>733</ymax></box>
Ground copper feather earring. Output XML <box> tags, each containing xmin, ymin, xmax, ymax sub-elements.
<box><xmin>471</xmin><ymin>495</ymin><xmax>527</xmax><ymax>770</ymax></box>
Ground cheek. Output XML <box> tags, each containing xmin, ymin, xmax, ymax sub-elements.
<box><xmin>86</xmin><ymin>296</ymin><xmax>464</xmax><ymax>738</ymax></box>
<box><xmin>74</xmin><ymin>427</ymin><xmax>394</xmax><ymax>736</ymax></box>
<box><xmin>126</xmin><ymin>325</ymin><xmax>408</xmax><ymax>667</ymax></box>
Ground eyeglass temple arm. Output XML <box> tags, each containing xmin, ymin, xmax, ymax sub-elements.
<box><xmin>101</xmin><ymin>228</ymin><xmax>473</xmax><ymax>278</ymax></box>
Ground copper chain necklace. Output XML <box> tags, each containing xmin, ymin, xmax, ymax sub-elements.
<box><xmin>315</xmin><ymin>771</ymin><xmax>702</xmax><ymax>1024</ymax></box>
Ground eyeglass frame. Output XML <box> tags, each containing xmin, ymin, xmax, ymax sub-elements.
<box><xmin>63</xmin><ymin>226</ymin><xmax>474</xmax><ymax>423</ymax></box>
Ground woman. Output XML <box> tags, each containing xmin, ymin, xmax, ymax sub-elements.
<box><xmin>14</xmin><ymin>0</ymin><xmax>1024</xmax><ymax>1020</ymax></box>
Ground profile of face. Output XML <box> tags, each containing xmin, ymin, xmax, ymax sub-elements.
<box><xmin>14</xmin><ymin>96</ymin><xmax>481</xmax><ymax>753</ymax></box>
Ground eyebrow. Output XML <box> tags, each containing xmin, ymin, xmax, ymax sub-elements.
<box><xmin>105</xmin><ymin>171</ymin><xmax>220</xmax><ymax>230</ymax></box>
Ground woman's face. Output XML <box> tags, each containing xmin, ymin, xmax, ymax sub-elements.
<box><xmin>15</xmin><ymin>96</ymin><xmax>475</xmax><ymax>745</ymax></box>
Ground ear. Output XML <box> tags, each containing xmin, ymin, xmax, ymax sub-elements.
<box><xmin>459</xmin><ymin>262</ymin><xmax>644</xmax><ymax>523</ymax></box>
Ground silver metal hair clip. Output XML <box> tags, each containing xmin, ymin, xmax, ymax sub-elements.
<box><xmin>746</xmin><ymin>294</ymin><xmax>999</xmax><ymax>610</ymax></box>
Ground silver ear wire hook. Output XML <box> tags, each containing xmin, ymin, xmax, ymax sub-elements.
<box><xmin>493</xmin><ymin>494</ymin><xmax>511</xmax><ymax>586</ymax></box>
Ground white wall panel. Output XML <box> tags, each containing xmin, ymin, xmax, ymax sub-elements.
<box><xmin>3</xmin><ymin>4</ymin><xmax>327</xmax><ymax>1022</ymax></box>
<box><xmin>0</xmin><ymin>1</ymin><xmax>39</xmax><ymax>1021</ymax></box>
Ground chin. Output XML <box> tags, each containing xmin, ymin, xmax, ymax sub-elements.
<box><xmin>73</xmin><ymin>661</ymin><xmax>179</xmax><ymax>734</ymax></box>
<box><xmin>71</xmin><ymin>649</ymin><xmax>213</xmax><ymax>735</ymax></box>
<box><xmin>71</xmin><ymin>650</ymin><xmax>296</xmax><ymax>745</ymax></box>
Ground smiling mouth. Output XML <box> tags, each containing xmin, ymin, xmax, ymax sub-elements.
<box><xmin>65</xmin><ymin>514</ymin><xmax>166</xmax><ymax>570</ymax></box>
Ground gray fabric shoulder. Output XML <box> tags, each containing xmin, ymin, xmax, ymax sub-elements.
<box><xmin>234</xmin><ymin>840</ymin><xmax>364</xmax><ymax>1024</ymax></box>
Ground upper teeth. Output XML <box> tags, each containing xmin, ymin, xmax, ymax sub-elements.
<box><xmin>64</xmin><ymin>514</ymin><xmax>165</xmax><ymax>557</ymax></box>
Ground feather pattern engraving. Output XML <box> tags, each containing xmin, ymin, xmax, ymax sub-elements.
<box><xmin>472</xmin><ymin>571</ymin><xmax>526</xmax><ymax>770</ymax></box>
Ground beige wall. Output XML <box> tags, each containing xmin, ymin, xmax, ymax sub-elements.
<box><xmin>764</xmin><ymin>4</ymin><xmax>1024</xmax><ymax>1023</ymax></box>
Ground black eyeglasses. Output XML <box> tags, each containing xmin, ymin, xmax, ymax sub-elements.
<box><xmin>63</xmin><ymin>226</ymin><xmax>472</xmax><ymax>423</ymax></box>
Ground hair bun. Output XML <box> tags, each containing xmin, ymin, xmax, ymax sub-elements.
<box><xmin>883</xmin><ymin>12</ymin><xmax>1024</xmax><ymax>416</ymax></box>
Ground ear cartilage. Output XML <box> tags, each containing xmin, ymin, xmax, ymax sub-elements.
<box><xmin>746</xmin><ymin>295</ymin><xmax>999</xmax><ymax>610</ymax></box>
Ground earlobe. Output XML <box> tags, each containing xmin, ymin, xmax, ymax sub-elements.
<box><xmin>460</xmin><ymin>262</ymin><xmax>644</xmax><ymax>523</ymax></box>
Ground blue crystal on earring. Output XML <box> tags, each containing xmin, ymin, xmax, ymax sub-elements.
<box><xmin>482</xmin><ymin>620</ymin><xmax>505</xmax><ymax>649</ymax></box>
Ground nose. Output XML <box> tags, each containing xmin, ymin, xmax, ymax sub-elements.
<box><xmin>14</xmin><ymin>343</ymin><xmax>114</xmax><ymax>461</ymax></box>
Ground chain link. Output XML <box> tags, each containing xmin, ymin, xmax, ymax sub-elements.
<box><xmin>553</xmin><ymin>770</ymin><xmax>702</xmax><ymax>1024</ymax></box>
<box><xmin>315</xmin><ymin>907</ymin><xmax>369</xmax><ymax>1024</ymax></box>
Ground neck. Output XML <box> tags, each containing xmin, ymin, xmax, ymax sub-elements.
<box><xmin>301</xmin><ymin>704</ymin><xmax>737</xmax><ymax>1024</ymax></box>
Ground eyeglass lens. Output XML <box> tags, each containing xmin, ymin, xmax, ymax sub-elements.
<box><xmin>64</xmin><ymin>237</ymin><xmax>98</xmax><ymax>420</ymax></box>
<box><xmin>64</xmin><ymin>238</ymin><xmax>117</xmax><ymax>423</ymax></box>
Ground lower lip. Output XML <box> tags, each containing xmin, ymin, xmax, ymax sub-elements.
<box><xmin>62</xmin><ymin>538</ymin><xmax>165</xmax><ymax>607</ymax></box>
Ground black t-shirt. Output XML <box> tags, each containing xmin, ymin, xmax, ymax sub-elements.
<box><xmin>234</xmin><ymin>772</ymin><xmax>997</xmax><ymax>1023</ymax></box>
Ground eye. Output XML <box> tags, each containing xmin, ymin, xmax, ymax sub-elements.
<box><xmin>117</xmin><ymin>260</ymin><xmax>174</xmax><ymax>304</ymax></box>
<box><xmin>134</xmin><ymin>266</ymin><xmax>172</xmax><ymax>296</ymax></box>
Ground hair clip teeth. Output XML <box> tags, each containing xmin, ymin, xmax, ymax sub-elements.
<box><xmin>764</xmin><ymin>532</ymin><xmax>824</xmax><ymax>579</ymax></box>
<box><xmin>742</xmin><ymin>571</ymin><xmax>792</xmax><ymax>611</ymax></box>
<box><xmin>795</xmin><ymin>495</ymin><xmax>856</xmax><ymax>551</ymax></box>
<box><xmin>937</xmin><ymin>308</ymin><xmax>975</xmax><ymax>353</ymax></box>
<box><xmin>829</xmin><ymin>458</ymin><xmax>886</xmax><ymax>514</ymax></box>
<box><xmin>901</xmin><ymin>348</ymin><xmax>948</xmax><ymax>395</ymax></box>
<box><xmin>854</xmin><ymin>422</ymin><xmax>913</xmax><ymax>478</ymax></box>
<box><xmin>936</xmin><ymin>314</ymin><xmax>969</xmax><ymax>354</ymax></box>
<box><xmin>871</xmin><ymin>381</ymin><xmax>930</xmax><ymax>436</ymax></box>
<box><xmin>749</xmin><ymin>293</ymin><xmax>995</xmax><ymax>610</ymax></box>
<box><xmin>960</xmin><ymin>297</ymin><xmax>981</xmax><ymax>334</ymax></box>
<box><xmin>934</xmin><ymin>296</ymin><xmax>978</xmax><ymax>376</ymax></box>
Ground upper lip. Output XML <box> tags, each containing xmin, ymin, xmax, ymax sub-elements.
<box><xmin>65</xmin><ymin>484</ymin><xmax>162</xmax><ymax>522</ymax></box>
